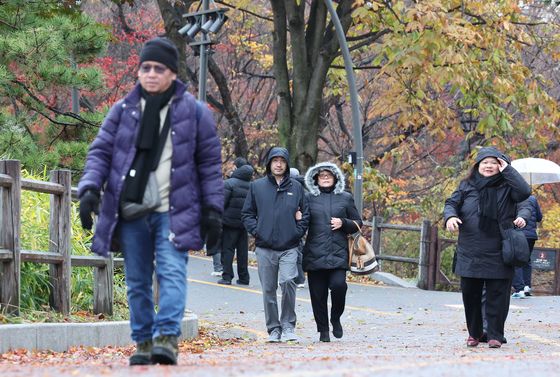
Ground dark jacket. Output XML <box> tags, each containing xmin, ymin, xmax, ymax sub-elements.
<box><xmin>520</xmin><ymin>195</ymin><xmax>542</xmax><ymax>240</ymax></box>
<box><xmin>241</xmin><ymin>147</ymin><xmax>310</xmax><ymax>250</ymax></box>
<box><xmin>302</xmin><ymin>162</ymin><xmax>362</xmax><ymax>271</ymax></box>
<box><xmin>223</xmin><ymin>164</ymin><xmax>253</xmax><ymax>228</ymax></box>
<box><xmin>443</xmin><ymin>165</ymin><xmax>531</xmax><ymax>279</ymax></box>
<box><xmin>78</xmin><ymin>80</ymin><xmax>223</xmax><ymax>256</ymax></box>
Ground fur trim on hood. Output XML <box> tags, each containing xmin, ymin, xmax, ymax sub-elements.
<box><xmin>304</xmin><ymin>162</ymin><xmax>346</xmax><ymax>196</ymax></box>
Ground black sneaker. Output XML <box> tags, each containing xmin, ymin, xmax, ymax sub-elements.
<box><xmin>129</xmin><ymin>339</ymin><xmax>152</xmax><ymax>366</ymax></box>
<box><xmin>331</xmin><ymin>320</ymin><xmax>343</xmax><ymax>339</ymax></box>
<box><xmin>236</xmin><ymin>280</ymin><xmax>249</xmax><ymax>285</ymax></box>
<box><xmin>151</xmin><ymin>335</ymin><xmax>178</xmax><ymax>365</ymax></box>
<box><xmin>319</xmin><ymin>331</ymin><xmax>330</xmax><ymax>342</ymax></box>
<box><xmin>218</xmin><ymin>279</ymin><xmax>232</xmax><ymax>285</ymax></box>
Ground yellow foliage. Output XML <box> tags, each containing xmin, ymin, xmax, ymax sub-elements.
<box><xmin>540</xmin><ymin>203</ymin><xmax>560</xmax><ymax>248</ymax></box>
<box><xmin>353</xmin><ymin>0</ymin><xmax>560</xmax><ymax>147</ymax></box>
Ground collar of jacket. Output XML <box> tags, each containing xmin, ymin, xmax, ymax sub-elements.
<box><xmin>267</xmin><ymin>174</ymin><xmax>291</xmax><ymax>191</ymax></box>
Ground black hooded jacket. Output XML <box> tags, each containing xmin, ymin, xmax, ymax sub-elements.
<box><xmin>241</xmin><ymin>147</ymin><xmax>310</xmax><ymax>250</ymax></box>
<box><xmin>223</xmin><ymin>164</ymin><xmax>254</xmax><ymax>228</ymax></box>
<box><xmin>302</xmin><ymin>162</ymin><xmax>362</xmax><ymax>271</ymax></box>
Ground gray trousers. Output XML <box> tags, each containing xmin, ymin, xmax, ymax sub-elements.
<box><xmin>255</xmin><ymin>246</ymin><xmax>298</xmax><ymax>334</ymax></box>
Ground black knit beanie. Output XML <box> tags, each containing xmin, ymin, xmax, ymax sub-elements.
<box><xmin>234</xmin><ymin>157</ymin><xmax>248</xmax><ymax>168</ymax></box>
<box><xmin>139</xmin><ymin>37</ymin><xmax>179</xmax><ymax>73</ymax></box>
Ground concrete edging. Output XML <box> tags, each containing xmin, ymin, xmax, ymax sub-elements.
<box><xmin>0</xmin><ymin>312</ymin><xmax>198</xmax><ymax>353</ymax></box>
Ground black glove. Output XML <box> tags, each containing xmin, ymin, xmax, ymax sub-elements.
<box><xmin>201</xmin><ymin>207</ymin><xmax>222</xmax><ymax>250</ymax></box>
<box><xmin>79</xmin><ymin>189</ymin><xmax>100</xmax><ymax>230</ymax></box>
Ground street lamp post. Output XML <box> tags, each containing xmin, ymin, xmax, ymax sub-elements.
<box><xmin>323</xmin><ymin>0</ymin><xmax>364</xmax><ymax>214</ymax></box>
<box><xmin>178</xmin><ymin>1</ymin><xmax>228</xmax><ymax>102</ymax></box>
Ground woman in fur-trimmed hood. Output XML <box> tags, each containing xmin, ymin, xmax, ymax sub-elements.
<box><xmin>303</xmin><ymin>161</ymin><xmax>362</xmax><ymax>343</ymax></box>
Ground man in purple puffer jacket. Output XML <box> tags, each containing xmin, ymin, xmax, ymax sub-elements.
<box><xmin>78</xmin><ymin>37</ymin><xmax>223</xmax><ymax>366</ymax></box>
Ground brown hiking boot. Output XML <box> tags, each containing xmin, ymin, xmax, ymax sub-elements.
<box><xmin>151</xmin><ymin>335</ymin><xmax>179</xmax><ymax>365</ymax></box>
<box><xmin>129</xmin><ymin>339</ymin><xmax>153</xmax><ymax>366</ymax></box>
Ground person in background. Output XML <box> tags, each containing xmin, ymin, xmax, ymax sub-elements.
<box><xmin>218</xmin><ymin>157</ymin><xmax>254</xmax><ymax>285</ymax></box>
<box><xmin>444</xmin><ymin>147</ymin><xmax>530</xmax><ymax>349</ymax></box>
<box><xmin>78</xmin><ymin>37</ymin><xmax>223</xmax><ymax>365</ymax></box>
<box><xmin>302</xmin><ymin>162</ymin><xmax>362</xmax><ymax>342</ymax></box>
<box><xmin>512</xmin><ymin>195</ymin><xmax>542</xmax><ymax>298</ymax></box>
<box><xmin>207</xmin><ymin>242</ymin><xmax>223</xmax><ymax>277</ymax></box>
<box><xmin>290</xmin><ymin>167</ymin><xmax>307</xmax><ymax>289</ymax></box>
<box><xmin>242</xmin><ymin>147</ymin><xmax>310</xmax><ymax>343</ymax></box>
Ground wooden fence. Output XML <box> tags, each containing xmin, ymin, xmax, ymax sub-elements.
<box><xmin>2</xmin><ymin>159</ymin><xmax>558</xmax><ymax>317</ymax></box>
<box><xmin>365</xmin><ymin>216</ymin><xmax>437</xmax><ymax>290</ymax></box>
<box><xmin>0</xmin><ymin>160</ymin><xmax>115</xmax><ymax>316</ymax></box>
<box><xmin>366</xmin><ymin>216</ymin><xmax>560</xmax><ymax>295</ymax></box>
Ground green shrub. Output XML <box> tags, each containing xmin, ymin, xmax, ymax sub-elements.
<box><xmin>378</xmin><ymin>229</ymin><xmax>420</xmax><ymax>281</ymax></box>
<box><xmin>375</xmin><ymin>224</ymin><xmax>460</xmax><ymax>291</ymax></box>
<box><xmin>13</xmin><ymin>170</ymin><xmax>128</xmax><ymax>321</ymax></box>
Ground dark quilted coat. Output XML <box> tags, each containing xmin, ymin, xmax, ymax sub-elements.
<box><xmin>302</xmin><ymin>162</ymin><xmax>362</xmax><ymax>271</ymax></box>
<box><xmin>222</xmin><ymin>164</ymin><xmax>253</xmax><ymax>228</ymax></box>
<box><xmin>78</xmin><ymin>80</ymin><xmax>223</xmax><ymax>256</ymax></box>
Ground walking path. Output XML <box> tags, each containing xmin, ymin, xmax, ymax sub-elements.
<box><xmin>2</xmin><ymin>254</ymin><xmax>559</xmax><ymax>376</ymax></box>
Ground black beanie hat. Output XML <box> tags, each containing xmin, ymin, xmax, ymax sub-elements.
<box><xmin>139</xmin><ymin>37</ymin><xmax>179</xmax><ymax>73</ymax></box>
<box><xmin>234</xmin><ymin>157</ymin><xmax>248</xmax><ymax>168</ymax></box>
<box><xmin>475</xmin><ymin>147</ymin><xmax>502</xmax><ymax>164</ymax></box>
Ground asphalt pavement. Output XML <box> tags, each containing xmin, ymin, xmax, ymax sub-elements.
<box><xmin>2</xmin><ymin>254</ymin><xmax>560</xmax><ymax>376</ymax></box>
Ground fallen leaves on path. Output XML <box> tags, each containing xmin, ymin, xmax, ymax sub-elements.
<box><xmin>0</xmin><ymin>327</ymin><xmax>246</xmax><ymax>366</ymax></box>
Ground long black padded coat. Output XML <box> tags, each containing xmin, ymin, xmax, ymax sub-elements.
<box><xmin>443</xmin><ymin>165</ymin><xmax>531</xmax><ymax>279</ymax></box>
<box><xmin>302</xmin><ymin>162</ymin><xmax>362</xmax><ymax>271</ymax></box>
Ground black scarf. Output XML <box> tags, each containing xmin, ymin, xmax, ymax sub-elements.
<box><xmin>123</xmin><ymin>82</ymin><xmax>175</xmax><ymax>203</ymax></box>
<box><xmin>319</xmin><ymin>185</ymin><xmax>335</xmax><ymax>193</ymax></box>
<box><xmin>469</xmin><ymin>170</ymin><xmax>504</xmax><ymax>234</ymax></box>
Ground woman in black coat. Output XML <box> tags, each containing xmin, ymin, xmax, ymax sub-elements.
<box><xmin>444</xmin><ymin>147</ymin><xmax>531</xmax><ymax>348</ymax></box>
<box><xmin>303</xmin><ymin>162</ymin><xmax>362</xmax><ymax>342</ymax></box>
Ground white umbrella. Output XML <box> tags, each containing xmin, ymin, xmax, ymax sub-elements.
<box><xmin>511</xmin><ymin>158</ymin><xmax>560</xmax><ymax>185</ymax></box>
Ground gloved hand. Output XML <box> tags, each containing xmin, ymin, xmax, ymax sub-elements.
<box><xmin>201</xmin><ymin>206</ymin><xmax>222</xmax><ymax>250</ymax></box>
<box><xmin>79</xmin><ymin>189</ymin><xmax>100</xmax><ymax>230</ymax></box>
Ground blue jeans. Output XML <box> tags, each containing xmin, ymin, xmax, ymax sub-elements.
<box><xmin>212</xmin><ymin>253</ymin><xmax>223</xmax><ymax>272</ymax></box>
<box><xmin>119</xmin><ymin>212</ymin><xmax>188</xmax><ymax>342</ymax></box>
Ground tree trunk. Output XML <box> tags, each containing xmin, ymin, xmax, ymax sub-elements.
<box><xmin>270</xmin><ymin>0</ymin><xmax>354</xmax><ymax>172</ymax></box>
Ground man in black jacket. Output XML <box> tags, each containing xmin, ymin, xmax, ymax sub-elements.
<box><xmin>218</xmin><ymin>158</ymin><xmax>254</xmax><ymax>285</ymax></box>
<box><xmin>242</xmin><ymin>147</ymin><xmax>310</xmax><ymax>343</ymax></box>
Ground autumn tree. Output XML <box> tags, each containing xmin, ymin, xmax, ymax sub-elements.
<box><xmin>340</xmin><ymin>1</ymin><xmax>560</xmax><ymax>219</ymax></box>
<box><xmin>0</xmin><ymin>0</ymin><xmax>109</xmax><ymax>170</ymax></box>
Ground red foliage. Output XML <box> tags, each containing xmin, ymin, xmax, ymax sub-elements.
<box><xmin>82</xmin><ymin>4</ymin><xmax>165</xmax><ymax>110</ymax></box>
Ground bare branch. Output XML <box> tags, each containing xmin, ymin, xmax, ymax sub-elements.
<box><xmin>12</xmin><ymin>80</ymin><xmax>99</xmax><ymax>128</ymax></box>
<box><xmin>0</xmin><ymin>18</ymin><xmax>17</xmax><ymax>30</ymax></box>
<box><xmin>214</xmin><ymin>0</ymin><xmax>273</xmax><ymax>22</ymax></box>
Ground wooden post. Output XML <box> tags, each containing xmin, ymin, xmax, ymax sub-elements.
<box><xmin>417</xmin><ymin>219</ymin><xmax>431</xmax><ymax>290</ymax></box>
<box><xmin>93</xmin><ymin>254</ymin><xmax>114</xmax><ymax>315</ymax></box>
<box><xmin>48</xmin><ymin>170</ymin><xmax>72</xmax><ymax>315</ymax></box>
<box><xmin>370</xmin><ymin>216</ymin><xmax>382</xmax><ymax>271</ymax></box>
<box><xmin>0</xmin><ymin>160</ymin><xmax>21</xmax><ymax>315</ymax></box>
<box><xmin>427</xmin><ymin>225</ymin><xmax>438</xmax><ymax>290</ymax></box>
<box><xmin>554</xmin><ymin>249</ymin><xmax>560</xmax><ymax>296</ymax></box>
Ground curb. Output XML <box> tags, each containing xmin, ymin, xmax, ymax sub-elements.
<box><xmin>0</xmin><ymin>312</ymin><xmax>198</xmax><ymax>353</ymax></box>
<box><xmin>369</xmin><ymin>271</ymin><xmax>418</xmax><ymax>288</ymax></box>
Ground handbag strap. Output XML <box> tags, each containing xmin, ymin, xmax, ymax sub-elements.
<box><xmin>351</xmin><ymin>220</ymin><xmax>362</xmax><ymax>234</ymax></box>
